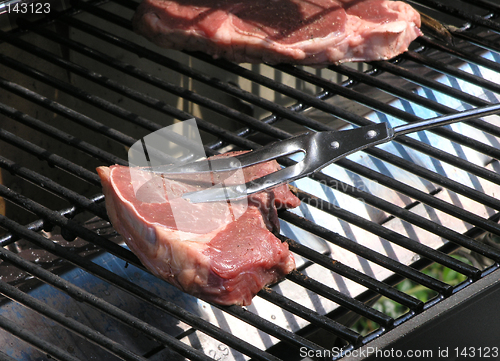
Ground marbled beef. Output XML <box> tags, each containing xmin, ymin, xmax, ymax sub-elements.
<box><xmin>132</xmin><ymin>0</ymin><xmax>422</xmax><ymax>65</ymax></box>
<box><xmin>97</xmin><ymin>154</ymin><xmax>299</xmax><ymax>305</ymax></box>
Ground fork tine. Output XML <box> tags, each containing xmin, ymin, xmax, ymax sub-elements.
<box><xmin>151</xmin><ymin>134</ymin><xmax>307</xmax><ymax>174</ymax></box>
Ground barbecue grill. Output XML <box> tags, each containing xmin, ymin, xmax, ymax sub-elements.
<box><xmin>1</xmin><ymin>0</ymin><xmax>500</xmax><ymax>360</ymax></box>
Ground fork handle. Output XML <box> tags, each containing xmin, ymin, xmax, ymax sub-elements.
<box><xmin>393</xmin><ymin>103</ymin><xmax>500</xmax><ymax>136</ymax></box>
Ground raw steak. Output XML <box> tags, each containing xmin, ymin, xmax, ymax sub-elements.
<box><xmin>132</xmin><ymin>0</ymin><xmax>422</xmax><ymax>65</ymax></box>
<box><xmin>97</xmin><ymin>153</ymin><xmax>299</xmax><ymax>305</ymax></box>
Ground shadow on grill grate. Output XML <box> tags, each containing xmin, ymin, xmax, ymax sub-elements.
<box><xmin>1</xmin><ymin>0</ymin><xmax>500</xmax><ymax>360</ymax></box>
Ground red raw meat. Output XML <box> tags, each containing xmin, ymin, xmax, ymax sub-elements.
<box><xmin>132</xmin><ymin>0</ymin><xmax>422</xmax><ymax>65</ymax></box>
<box><xmin>97</xmin><ymin>153</ymin><xmax>299</xmax><ymax>305</ymax></box>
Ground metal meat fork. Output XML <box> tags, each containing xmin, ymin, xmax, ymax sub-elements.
<box><xmin>154</xmin><ymin>103</ymin><xmax>500</xmax><ymax>203</ymax></box>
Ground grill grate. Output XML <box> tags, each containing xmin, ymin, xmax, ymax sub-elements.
<box><xmin>1</xmin><ymin>0</ymin><xmax>500</xmax><ymax>359</ymax></box>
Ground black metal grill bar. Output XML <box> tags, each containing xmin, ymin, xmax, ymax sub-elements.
<box><xmin>8</xmin><ymin>23</ymin><xmax>289</xmax><ymax>147</ymax></box>
<box><xmin>0</xmin><ymin>182</ymin><xmax>141</xmax><ymax>265</ymax></box>
<box><xmin>284</xmin><ymin>269</ymin><xmax>394</xmax><ymax>327</ymax></box>
<box><xmin>287</xmin><ymin>188</ymin><xmax>484</xmax><ymax>277</ymax></box>
<box><xmin>0</xmin><ymin>0</ymin><xmax>498</xmax><ymax>357</ymax></box>
<box><xmin>0</xmin><ymin>155</ymin><xmax>107</xmax><ymax>220</ymax></box>
<box><xmin>274</xmin><ymin>62</ymin><xmax>500</xmax><ymax>166</ymax></box>
<box><xmin>216</xmin><ymin>303</ymin><xmax>330</xmax><ymax>354</ymax></box>
<box><xmin>0</xmin><ymin>130</ymin><xmax>444</xmax><ymax>323</ymax></box>
<box><xmin>418</xmin><ymin>35</ymin><xmax>500</xmax><ymax>82</ymax></box>
<box><xmin>284</xmin><ymin>234</ymin><xmax>453</xmax><ymax>296</ymax></box>
<box><xmin>0</xmin><ymin>147</ymin><xmax>432</xmax><ymax>316</ymax></box>
<box><xmin>192</xmin><ymin>56</ymin><xmax>500</xmax><ymax>193</ymax></box>
<box><xmin>0</xmin><ymin>99</ymin><xmax>126</xmax><ymax>166</ymax></box>
<box><xmin>258</xmin><ymin>285</ymin><xmax>364</xmax><ymax>344</ymax></box>
<box><xmin>361</xmin><ymin>144</ymin><xmax>500</xmax><ymax>208</ymax></box>
<box><xmin>0</xmin><ymin>56</ymin><xmax>152</xmax><ymax>148</ymax></box>
<box><xmin>1</xmin><ymin>104</ymin><xmax>478</xmax><ymax>332</ymax></box>
<box><xmin>0</xmin><ymin>32</ymin><xmax>248</xmax><ymax>156</ymax></box>
<box><xmin>461</xmin><ymin>0</ymin><xmax>500</xmax><ymax>12</ymax></box>
<box><xmin>334</xmin><ymin>158</ymin><xmax>500</xmax><ymax>236</ymax></box>
<box><xmin>297</xmin><ymin>181</ymin><xmax>500</xmax><ymax>264</ymax></box>
<box><xmin>269</xmin><ymin>156</ymin><xmax>500</xmax><ymax>272</ymax></box>
<box><xmin>0</xmin><ymin>63</ymin><xmax>207</xmax><ymax>181</ymax></box>
<box><xmin>404</xmin><ymin>50</ymin><xmax>500</xmax><ymax>97</ymax></box>
<box><xmin>0</xmin><ymin>313</ymin><xmax>80</xmax><ymax>361</ymax></box>
<box><xmin>62</xmin><ymin>2</ymin><xmax>370</xmax><ymax>130</ymax></box>
<box><xmin>0</xmin><ymin>127</ymin><xmax>101</xmax><ymax>186</ymax></box>
<box><xmin>289</xmin><ymin>236</ymin><xmax>423</xmax><ymax>310</ymax></box>
<box><xmin>185</xmin><ymin>51</ymin><xmax>500</xmax><ymax>192</ymax></box>
<box><xmin>369</xmin><ymin>59</ymin><xmax>495</xmax><ymax>110</ymax></box>
<box><xmin>410</xmin><ymin>0</ymin><xmax>500</xmax><ymax>31</ymax></box>
<box><xmin>51</xmin><ymin>13</ymin><xmax>304</xmax><ymax>141</ymax></box>
<box><xmin>453</xmin><ymin>29</ymin><xmax>500</xmax><ymax>54</ymax></box>
<box><xmin>12</xmin><ymin>50</ymin><xmax>498</xmax><ymax>258</ymax></box>
<box><xmin>0</xmin><ymin>280</ymin><xmax>150</xmax><ymax>361</ymax></box>
<box><xmin>328</xmin><ymin>59</ymin><xmax>500</xmax><ymax>139</ymax></box>
<box><xmin>163</xmin><ymin>33</ymin><xmax>500</xmax><ymax>163</ymax></box>
<box><xmin>0</xmin><ymin>82</ymin><xmax>432</xmax><ymax>332</ymax></box>
<box><xmin>0</xmin><ymin>70</ymin><xmax>136</xmax><ymax>154</ymax></box>
<box><xmin>278</xmin><ymin>62</ymin><xmax>500</xmax><ymax>151</ymax></box>
<box><xmin>1</xmin><ymin>0</ymin><xmax>494</xmax><ymax>260</ymax></box>
<box><xmin>0</xmin><ymin>227</ymin><xmax>214</xmax><ymax>361</ymax></box>
<box><xmin>0</xmin><ymin>30</ymin><xmax>176</xmax><ymax>139</ymax></box>
<box><xmin>0</xmin><ymin>195</ymin><xmax>104</xmax><ymax>248</ymax></box>
<box><xmin>0</xmin><ymin>79</ymin><xmax>247</xmax><ymax>167</ymax></box>
<box><xmin>0</xmin><ymin>152</ymin><xmax>446</xmax><ymax>352</ymax></box>
<box><xmin>0</xmin><ymin>179</ymin><xmax>363</xmax><ymax>351</ymax></box>
<box><xmin>3</xmin><ymin>65</ymin><xmax>168</xmax><ymax>151</ymax></box>
<box><xmin>0</xmin><ymin>52</ymin><xmax>209</xmax><ymax>167</ymax></box>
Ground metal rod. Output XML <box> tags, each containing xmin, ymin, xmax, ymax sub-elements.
<box><xmin>258</xmin><ymin>285</ymin><xmax>364</xmax><ymax>344</ymax></box>
<box><xmin>332</xmin><ymin>60</ymin><xmax>500</xmax><ymax>138</ymax></box>
<box><xmin>0</xmin><ymin>280</ymin><xmax>150</xmax><ymax>361</ymax></box>
<box><xmin>283</xmin><ymin>235</ymin><xmax>455</xmax><ymax>295</ymax></box>
<box><xmin>337</xmin><ymin>157</ymin><xmax>500</xmax><ymax>228</ymax></box>
<box><xmin>0</xmin><ymin>100</ymin><xmax>126</xmax><ymax>166</ymax></box>
<box><xmin>0</xmin><ymin>70</ymin><xmax>136</xmax><ymax>151</ymax></box>
<box><xmin>0</xmin><ymin>127</ymin><xmax>101</xmax><ymax>186</ymax></box>
<box><xmin>0</xmin><ymin>314</ymin><xmax>81</xmax><ymax>361</ymax></box>
<box><xmin>0</xmin><ymin>155</ymin><xmax>108</xmax><ymax>219</ymax></box>
<box><xmin>1</xmin><ymin>25</ymin><xmax>275</xmax><ymax>149</ymax></box>
<box><xmin>284</xmin><ymin>269</ymin><xmax>394</xmax><ymax>328</ymax></box>
<box><xmin>301</xmin><ymin>176</ymin><xmax>500</xmax><ymax>262</ymax></box>
<box><xmin>393</xmin><ymin>103</ymin><xmax>500</xmax><ymax>136</ymax></box>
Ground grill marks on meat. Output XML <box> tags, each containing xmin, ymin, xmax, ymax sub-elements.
<box><xmin>132</xmin><ymin>0</ymin><xmax>422</xmax><ymax>65</ymax></box>
<box><xmin>97</xmin><ymin>154</ymin><xmax>299</xmax><ymax>305</ymax></box>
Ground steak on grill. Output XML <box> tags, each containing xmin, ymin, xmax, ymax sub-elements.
<box><xmin>132</xmin><ymin>0</ymin><xmax>422</xmax><ymax>65</ymax></box>
<box><xmin>97</xmin><ymin>153</ymin><xmax>299</xmax><ymax>305</ymax></box>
